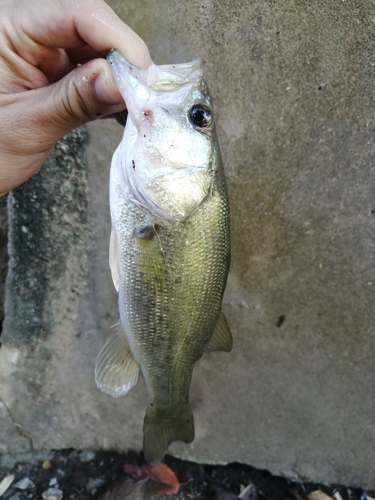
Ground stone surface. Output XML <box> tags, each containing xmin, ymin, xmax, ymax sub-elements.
<box><xmin>0</xmin><ymin>127</ymin><xmax>93</xmax><ymax>452</ymax></box>
<box><xmin>1</xmin><ymin>0</ymin><xmax>375</xmax><ymax>489</ymax></box>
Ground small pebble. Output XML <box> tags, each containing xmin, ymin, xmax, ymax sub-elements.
<box><xmin>13</xmin><ymin>477</ymin><xmax>30</xmax><ymax>490</ymax></box>
<box><xmin>8</xmin><ymin>494</ymin><xmax>21</xmax><ymax>500</ymax></box>
<box><xmin>42</xmin><ymin>487</ymin><xmax>63</xmax><ymax>500</ymax></box>
<box><xmin>79</xmin><ymin>451</ymin><xmax>95</xmax><ymax>462</ymax></box>
<box><xmin>49</xmin><ymin>478</ymin><xmax>58</xmax><ymax>487</ymax></box>
<box><xmin>86</xmin><ymin>477</ymin><xmax>105</xmax><ymax>493</ymax></box>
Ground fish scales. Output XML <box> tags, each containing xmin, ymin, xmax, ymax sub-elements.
<box><xmin>96</xmin><ymin>50</ymin><xmax>232</xmax><ymax>464</ymax></box>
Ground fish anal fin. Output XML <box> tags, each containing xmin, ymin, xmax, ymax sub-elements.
<box><xmin>204</xmin><ymin>311</ymin><xmax>233</xmax><ymax>352</ymax></box>
<box><xmin>143</xmin><ymin>405</ymin><xmax>194</xmax><ymax>464</ymax></box>
<box><xmin>109</xmin><ymin>228</ymin><xmax>120</xmax><ymax>292</ymax></box>
<box><xmin>95</xmin><ymin>325</ymin><xmax>139</xmax><ymax>398</ymax></box>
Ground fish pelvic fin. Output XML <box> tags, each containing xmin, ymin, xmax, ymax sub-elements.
<box><xmin>143</xmin><ymin>404</ymin><xmax>194</xmax><ymax>464</ymax></box>
<box><xmin>95</xmin><ymin>325</ymin><xmax>139</xmax><ymax>398</ymax></box>
<box><xmin>204</xmin><ymin>311</ymin><xmax>233</xmax><ymax>352</ymax></box>
<box><xmin>109</xmin><ymin>228</ymin><xmax>120</xmax><ymax>292</ymax></box>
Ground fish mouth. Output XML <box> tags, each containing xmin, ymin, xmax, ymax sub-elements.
<box><xmin>107</xmin><ymin>49</ymin><xmax>203</xmax><ymax>90</ymax></box>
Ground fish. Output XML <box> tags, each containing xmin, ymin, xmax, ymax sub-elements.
<box><xmin>95</xmin><ymin>50</ymin><xmax>232</xmax><ymax>464</ymax></box>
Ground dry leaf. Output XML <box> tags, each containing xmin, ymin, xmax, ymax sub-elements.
<box><xmin>42</xmin><ymin>460</ymin><xmax>52</xmax><ymax>470</ymax></box>
<box><xmin>123</xmin><ymin>463</ymin><xmax>180</xmax><ymax>496</ymax></box>
<box><xmin>0</xmin><ymin>474</ymin><xmax>15</xmax><ymax>497</ymax></box>
<box><xmin>307</xmin><ymin>490</ymin><xmax>334</xmax><ymax>500</ymax></box>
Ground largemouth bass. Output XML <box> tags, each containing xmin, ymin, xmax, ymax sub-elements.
<box><xmin>95</xmin><ymin>50</ymin><xmax>232</xmax><ymax>464</ymax></box>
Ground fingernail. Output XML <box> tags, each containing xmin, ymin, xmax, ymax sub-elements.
<box><xmin>94</xmin><ymin>71</ymin><xmax>124</xmax><ymax>106</ymax></box>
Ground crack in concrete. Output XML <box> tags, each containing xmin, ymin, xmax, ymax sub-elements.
<box><xmin>0</xmin><ymin>396</ymin><xmax>33</xmax><ymax>450</ymax></box>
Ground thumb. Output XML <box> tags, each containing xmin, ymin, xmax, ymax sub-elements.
<box><xmin>0</xmin><ymin>58</ymin><xmax>124</xmax><ymax>194</ymax></box>
<box><xmin>40</xmin><ymin>58</ymin><xmax>125</xmax><ymax>137</ymax></box>
<box><xmin>16</xmin><ymin>58</ymin><xmax>125</xmax><ymax>151</ymax></box>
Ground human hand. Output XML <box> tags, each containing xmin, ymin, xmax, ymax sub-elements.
<box><xmin>0</xmin><ymin>0</ymin><xmax>151</xmax><ymax>195</ymax></box>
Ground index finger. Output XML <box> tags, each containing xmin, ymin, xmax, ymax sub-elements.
<box><xmin>9</xmin><ymin>0</ymin><xmax>152</xmax><ymax>69</ymax></box>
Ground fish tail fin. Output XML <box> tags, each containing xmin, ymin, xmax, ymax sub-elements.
<box><xmin>143</xmin><ymin>404</ymin><xmax>194</xmax><ymax>464</ymax></box>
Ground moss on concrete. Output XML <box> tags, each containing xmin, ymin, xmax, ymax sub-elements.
<box><xmin>3</xmin><ymin>127</ymin><xmax>89</xmax><ymax>350</ymax></box>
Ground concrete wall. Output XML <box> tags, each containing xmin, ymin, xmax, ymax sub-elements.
<box><xmin>1</xmin><ymin>0</ymin><xmax>375</xmax><ymax>488</ymax></box>
<box><xmin>0</xmin><ymin>195</ymin><xmax>7</xmax><ymax>338</ymax></box>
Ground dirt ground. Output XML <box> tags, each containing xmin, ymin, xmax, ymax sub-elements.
<box><xmin>0</xmin><ymin>450</ymin><xmax>374</xmax><ymax>500</ymax></box>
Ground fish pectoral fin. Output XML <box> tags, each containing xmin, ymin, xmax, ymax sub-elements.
<box><xmin>143</xmin><ymin>404</ymin><xmax>194</xmax><ymax>464</ymax></box>
<box><xmin>95</xmin><ymin>325</ymin><xmax>139</xmax><ymax>398</ymax></box>
<box><xmin>204</xmin><ymin>311</ymin><xmax>233</xmax><ymax>352</ymax></box>
<box><xmin>109</xmin><ymin>228</ymin><xmax>120</xmax><ymax>292</ymax></box>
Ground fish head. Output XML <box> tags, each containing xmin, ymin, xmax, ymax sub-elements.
<box><xmin>108</xmin><ymin>50</ymin><xmax>218</xmax><ymax>221</ymax></box>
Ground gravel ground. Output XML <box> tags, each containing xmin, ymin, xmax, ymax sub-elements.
<box><xmin>0</xmin><ymin>450</ymin><xmax>374</xmax><ymax>500</ymax></box>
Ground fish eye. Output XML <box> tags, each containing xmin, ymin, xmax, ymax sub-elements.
<box><xmin>189</xmin><ymin>104</ymin><xmax>212</xmax><ymax>128</ymax></box>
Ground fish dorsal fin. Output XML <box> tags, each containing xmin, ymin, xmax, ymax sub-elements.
<box><xmin>109</xmin><ymin>228</ymin><xmax>120</xmax><ymax>292</ymax></box>
<box><xmin>204</xmin><ymin>311</ymin><xmax>233</xmax><ymax>352</ymax></box>
<box><xmin>95</xmin><ymin>325</ymin><xmax>139</xmax><ymax>398</ymax></box>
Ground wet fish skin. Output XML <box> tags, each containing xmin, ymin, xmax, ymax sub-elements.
<box><xmin>96</xmin><ymin>51</ymin><xmax>232</xmax><ymax>464</ymax></box>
